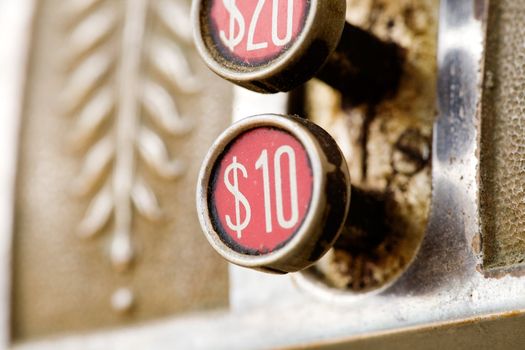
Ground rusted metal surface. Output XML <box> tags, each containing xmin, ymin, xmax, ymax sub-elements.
<box><xmin>298</xmin><ymin>0</ymin><xmax>435</xmax><ymax>295</ymax></box>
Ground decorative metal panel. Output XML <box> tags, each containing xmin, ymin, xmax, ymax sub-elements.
<box><xmin>9</xmin><ymin>0</ymin><xmax>231</xmax><ymax>342</ymax></box>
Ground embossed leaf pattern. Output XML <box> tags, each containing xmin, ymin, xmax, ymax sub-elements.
<box><xmin>154</xmin><ymin>0</ymin><xmax>194</xmax><ymax>43</ymax></box>
<box><xmin>72</xmin><ymin>134</ymin><xmax>114</xmax><ymax>196</ymax></box>
<box><xmin>70</xmin><ymin>86</ymin><xmax>114</xmax><ymax>150</ymax></box>
<box><xmin>62</xmin><ymin>51</ymin><xmax>113</xmax><ymax>114</ymax></box>
<box><xmin>132</xmin><ymin>177</ymin><xmax>163</xmax><ymax>221</ymax></box>
<box><xmin>149</xmin><ymin>39</ymin><xmax>202</xmax><ymax>93</ymax></box>
<box><xmin>77</xmin><ymin>184</ymin><xmax>113</xmax><ymax>238</ymax></box>
<box><xmin>142</xmin><ymin>79</ymin><xmax>194</xmax><ymax>135</ymax></box>
<box><xmin>63</xmin><ymin>0</ymin><xmax>199</xmax><ymax>310</ymax></box>
<box><xmin>137</xmin><ymin>126</ymin><xmax>186</xmax><ymax>179</ymax></box>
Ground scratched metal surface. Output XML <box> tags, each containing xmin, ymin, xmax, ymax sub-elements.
<box><xmin>5</xmin><ymin>0</ymin><xmax>525</xmax><ymax>349</ymax></box>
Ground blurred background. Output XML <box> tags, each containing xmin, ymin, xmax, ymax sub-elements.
<box><xmin>1</xmin><ymin>0</ymin><xmax>234</xmax><ymax>346</ymax></box>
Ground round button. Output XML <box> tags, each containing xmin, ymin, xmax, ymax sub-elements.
<box><xmin>192</xmin><ymin>0</ymin><xmax>346</xmax><ymax>93</ymax></box>
<box><xmin>212</xmin><ymin>128</ymin><xmax>313</xmax><ymax>253</ymax></box>
<box><xmin>196</xmin><ymin>114</ymin><xmax>351</xmax><ymax>273</ymax></box>
<box><xmin>207</xmin><ymin>1</ymin><xmax>309</xmax><ymax>65</ymax></box>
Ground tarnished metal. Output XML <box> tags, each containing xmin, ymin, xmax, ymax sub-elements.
<box><xmin>5</xmin><ymin>0</ymin><xmax>525</xmax><ymax>349</ymax></box>
<box><xmin>192</xmin><ymin>0</ymin><xmax>346</xmax><ymax>93</ymax></box>
<box><xmin>196</xmin><ymin>114</ymin><xmax>351</xmax><ymax>273</ymax></box>
<box><xmin>480</xmin><ymin>0</ymin><xmax>525</xmax><ymax>274</ymax></box>
<box><xmin>295</xmin><ymin>0</ymin><xmax>435</xmax><ymax>297</ymax></box>
<box><xmin>0</xmin><ymin>0</ymin><xmax>36</xmax><ymax>347</ymax></box>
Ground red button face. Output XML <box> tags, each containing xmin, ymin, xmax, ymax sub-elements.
<box><xmin>205</xmin><ymin>0</ymin><xmax>309</xmax><ymax>66</ymax></box>
<box><xmin>209</xmin><ymin>127</ymin><xmax>313</xmax><ymax>254</ymax></box>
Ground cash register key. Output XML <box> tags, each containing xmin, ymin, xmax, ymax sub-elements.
<box><xmin>193</xmin><ymin>0</ymin><xmax>402</xmax><ymax>103</ymax></box>
<box><xmin>196</xmin><ymin>114</ymin><xmax>351</xmax><ymax>273</ymax></box>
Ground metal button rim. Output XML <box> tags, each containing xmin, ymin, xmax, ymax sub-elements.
<box><xmin>196</xmin><ymin>114</ymin><xmax>350</xmax><ymax>272</ymax></box>
<box><xmin>191</xmin><ymin>0</ymin><xmax>346</xmax><ymax>85</ymax></box>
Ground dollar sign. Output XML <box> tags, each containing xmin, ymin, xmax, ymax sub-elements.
<box><xmin>224</xmin><ymin>156</ymin><xmax>252</xmax><ymax>239</ymax></box>
<box><xmin>220</xmin><ymin>0</ymin><xmax>245</xmax><ymax>51</ymax></box>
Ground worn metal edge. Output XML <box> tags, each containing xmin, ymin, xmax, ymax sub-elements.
<box><xmin>0</xmin><ymin>0</ymin><xmax>36</xmax><ymax>348</ymax></box>
<box><xmin>277</xmin><ymin>308</ymin><xmax>525</xmax><ymax>350</ymax></box>
<box><xmin>475</xmin><ymin>0</ymin><xmax>525</xmax><ymax>278</ymax></box>
<box><xmin>12</xmin><ymin>305</ymin><xmax>525</xmax><ymax>350</ymax></box>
